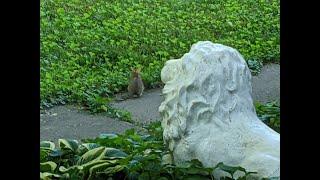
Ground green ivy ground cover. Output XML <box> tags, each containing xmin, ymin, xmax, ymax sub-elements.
<box><xmin>41</xmin><ymin>0</ymin><xmax>280</xmax><ymax>111</ymax></box>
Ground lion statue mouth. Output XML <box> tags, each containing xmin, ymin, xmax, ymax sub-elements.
<box><xmin>159</xmin><ymin>41</ymin><xmax>280</xmax><ymax>179</ymax></box>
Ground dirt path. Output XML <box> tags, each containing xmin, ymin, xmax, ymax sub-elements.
<box><xmin>40</xmin><ymin>64</ymin><xmax>279</xmax><ymax>142</ymax></box>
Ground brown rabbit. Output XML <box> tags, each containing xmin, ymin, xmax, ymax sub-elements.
<box><xmin>127</xmin><ymin>68</ymin><xmax>144</xmax><ymax>98</ymax></box>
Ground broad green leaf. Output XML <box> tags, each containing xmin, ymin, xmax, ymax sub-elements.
<box><xmin>178</xmin><ymin>161</ymin><xmax>192</xmax><ymax>168</ymax></box>
<box><xmin>99</xmin><ymin>133</ymin><xmax>118</xmax><ymax>139</ymax></box>
<box><xmin>58</xmin><ymin>139</ymin><xmax>79</xmax><ymax>152</ymax></box>
<box><xmin>125</xmin><ymin>129</ymin><xmax>135</xmax><ymax>135</ymax></box>
<box><xmin>40</xmin><ymin>172</ymin><xmax>61</xmax><ymax>180</ymax></box>
<box><xmin>217</xmin><ymin>162</ymin><xmax>247</xmax><ymax>177</ymax></box>
<box><xmin>129</xmin><ymin>133</ymin><xmax>143</xmax><ymax>142</ymax></box>
<box><xmin>89</xmin><ymin>163</ymin><xmax>123</xmax><ymax>179</ymax></box>
<box><xmin>59</xmin><ymin>165</ymin><xmax>79</xmax><ymax>173</ymax></box>
<box><xmin>40</xmin><ymin>161</ymin><xmax>57</xmax><ymax>173</ymax></box>
<box><xmin>190</xmin><ymin>159</ymin><xmax>204</xmax><ymax>168</ymax></box>
<box><xmin>40</xmin><ymin>149</ymin><xmax>50</xmax><ymax>162</ymax></box>
<box><xmin>77</xmin><ymin>147</ymin><xmax>106</xmax><ymax>165</ymax></box>
<box><xmin>103</xmin><ymin>165</ymin><xmax>124</xmax><ymax>174</ymax></box>
<box><xmin>49</xmin><ymin>149</ymin><xmax>62</xmax><ymax>157</ymax></box>
<box><xmin>103</xmin><ymin>147</ymin><xmax>128</xmax><ymax>159</ymax></box>
<box><xmin>78</xmin><ymin>143</ymin><xmax>100</xmax><ymax>155</ymax></box>
<box><xmin>40</xmin><ymin>141</ymin><xmax>55</xmax><ymax>150</ymax></box>
<box><xmin>80</xmin><ymin>160</ymin><xmax>114</xmax><ymax>175</ymax></box>
<box><xmin>185</xmin><ymin>167</ymin><xmax>210</xmax><ymax>176</ymax></box>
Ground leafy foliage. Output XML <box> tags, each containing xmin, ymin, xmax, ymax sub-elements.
<box><xmin>41</xmin><ymin>0</ymin><xmax>280</xmax><ymax>112</ymax></box>
<box><xmin>40</xmin><ymin>113</ymin><xmax>280</xmax><ymax>180</ymax></box>
<box><xmin>255</xmin><ymin>101</ymin><xmax>280</xmax><ymax>133</ymax></box>
<box><xmin>247</xmin><ymin>59</ymin><xmax>263</xmax><ymax>75</ymax></box>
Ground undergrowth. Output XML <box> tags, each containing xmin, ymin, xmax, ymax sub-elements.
<box><xmin>255</xmin><ymin>101</ymin><xmax>280</xmax><ymax>133</ymax></box>
<box><xmin>40</xmin><ymin>121</ymin><xmax>279</xmax><ymax>180</ymax></box>
<box><xmin>41</xmin><ymin>0</ymin><xmax>280</xmax><ymax>113</ymax></box>
<box><xmin>40</xmin><ymin>101</ymin><xmax>280</xmax><ymax>179</ymax></box>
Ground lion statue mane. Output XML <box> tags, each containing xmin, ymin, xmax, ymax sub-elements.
<box><xmin>159</xmin><ymin>41</ymin><xmax>280</xmax><ymax>179</ymax></box>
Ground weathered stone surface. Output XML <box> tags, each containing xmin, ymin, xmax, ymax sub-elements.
<box><xmin>159</xmin><ymin>41</ymin><xmax>280</xmax><ymax>179</ymax></box>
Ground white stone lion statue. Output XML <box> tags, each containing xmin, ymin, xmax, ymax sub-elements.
<box><xmin>159</xmin><ymin>41</ymin><xmax>280</xmax><ymax>179</ymax></box>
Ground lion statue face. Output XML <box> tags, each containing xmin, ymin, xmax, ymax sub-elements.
<box><xmin>159</xmin><ymin>41</ymin><xmax>280</xmax><ymax>179</ymax></box>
